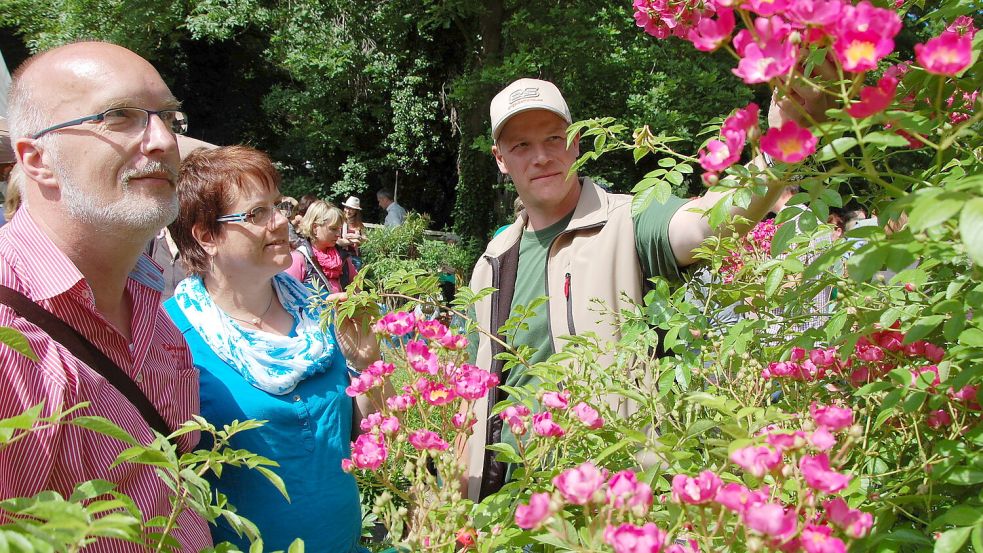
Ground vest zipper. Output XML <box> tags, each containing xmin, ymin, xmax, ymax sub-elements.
<box><xmin>544</xmin><ymin>223</ymin><xmax>603</xmax><ymax>346</ymax></box>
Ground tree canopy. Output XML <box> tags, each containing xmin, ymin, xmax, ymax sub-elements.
<box><xmin>0</xmin><ymin>0</ymin><xmax>756</xmax><ymax>238</ymax></box>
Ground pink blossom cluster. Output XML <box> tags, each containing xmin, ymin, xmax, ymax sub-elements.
<box><xmin>515</xmin><ymin>462</ymin><xmax>656</xmax><ymax>532</ymax></box>
<box><xmin>634</xmin><ymin>1</ymin><xmax>906</xmax><ymax>81</ymax></box>
<box><xmin>698</xmin><ymin>102</ymin><xmax>759</xmax><ymax>176</ymax></box>
<box><xmin>720</xmin><ymin>218</ymin><xmax>778</xmax><ymax>283</ymax></box>
<box><xmin>499</xmin><ymin>391</ymin><xmax>605</xmax><ymax>438</ymax></box>
<box><xmin>373</xmin><ymin>311</ymin><xmax>469</xmax><ymax>350</ymax></box>
<box><xmin>666</xmin><ymin>405</ymin><xmax>872</xmax><ymax>552</ymax></box>
<box><xmin>343</xmin><ymin>316</ymin><xmax>498</xmax><ymax>472</ymax></box>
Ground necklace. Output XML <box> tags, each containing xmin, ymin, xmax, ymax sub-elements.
<box><xmin>223</xmin><ymin>293</ymin><xmax>275</xmax><ymax>327</ymax></box>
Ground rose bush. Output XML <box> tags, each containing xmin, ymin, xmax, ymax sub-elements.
<box><xmin>345</xmin><ymin>0</ymin><xmax>982</xmax><ymax>552</ymax></box>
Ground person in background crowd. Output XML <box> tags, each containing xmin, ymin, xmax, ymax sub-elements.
<box><xmin>294</xmin><ymin>200</ymin><xmax>358</xmax><ymax>293</ymax></box>
<box><xmin>377</xmin><ymin>188</ymin><xmax>406</xmax><ymax>227</ymax></box>
<box><xmin>164</xmin><ymin>145</ymin><xmax>377</xmax><ymax>552</ymax></box>
<box><xmin>144</xmin><ymin>134</ymin><xmax>217</xmax><ymax>300</ymax></box>
<box><xmin>337</xmin><ymin>195</ymin><xmax>366</xmax><ymax>269</ymax></box>
<box><xmin>466</xmin><ymin>77</ymin><xmax>830</xmax><ymax>500</ymax></box>
<box><xmin>0</xmin><ymin>41</ymin><xmax>209</xmax><ymax>551</ymax></box>
<box><xmin>294</xmin><ymin>194</ymin><xmax>317</xmax><ymax>227</ymax></box>
<box><xmin>0</xmin><ymin>116</ymin><xmax>16</xmax><ymax>227</ymax></box>
<box><xmin>3</xmin><ymin>166</ymin><xmax>22</xmax><ymax>222</ymax></box>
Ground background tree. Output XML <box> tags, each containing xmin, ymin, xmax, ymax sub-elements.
<box><xmin>1</xmin><ymin>0</ymin><xmax>753</xmax><ymax>238</ymax></box>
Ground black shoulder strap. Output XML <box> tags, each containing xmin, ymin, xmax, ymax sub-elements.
<box><xmin>0</xmin><ymin>285</ymin><xmax>174</xmax><ymax>441</ymax></box>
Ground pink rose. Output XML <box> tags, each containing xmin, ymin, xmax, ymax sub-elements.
<box><xmin>846</xmin><ymin>76</ymin><xmax>898</xmax><ymax>118</ymax></box>
<box><xmin>926</xmin><ymin>409</ymin><xmax>952</xmax><ymax>429</ymax></box>
<box><xmin>714</xmin><ymin>482</ymin><xmax>769</xmax><ymax>513</ymax></box>
<box><xmin>607</xmin><ymin>470</ymin><xmax>654</xmax><ymax>512</ymax></box>
<box><xmin>416</xmin><ymin>318</ymin><xmax>449</xmax><ymax>341</ymax></box>
<box><xmin>407</xmin><ymin>429</ymin><xmax>450</xmax><ymax>451</ymax></box>
<box><xmin>800</xmin><ymin>523</ymin><xmax>847</xmax><ymax>553</ymax></box>
<box><xmin>767</xmin><ymin>431</ymin><xmax>806</xmax><ymax>452</ymax></box>
<box><xmin>572</xmin><ymin>402</ymin><xmax>605</xmax><ymax>429</ymax></box>
<box><xmin>439</xmin><ymin>333</ymin><xmax>469</xmax><ymax>350</ymax></box>
<box><xmin>501</xmin><ymin>404</ymin><xmax>531</xmax><ymax>436</ymax></box>
<box><xmin>604</xmin><ymin>522</ymin><xmax>667</xmax><ymax>553</ymax></box>
<box><xmin>809</xmin><ymin>427</ymin><xmax>837</xmax><ymax>451</ymax></box>
<box><xmin>372</xmin><ymin>311</ymin><xmax>416</xmax><ymax>336</ymax></box>
<box><xmin>406</xmin><ymin>339</ymin><xmax>439</xmax><ymax>375</ymax></box>
<box><xmin>916</xmin><ymin>31</ymin><xmax>973</xmax><ymax>76</ymax></box>
<box><xmin>453</xmin><ymin>365</ymin><xmax>499</xmax><ymax>400</ymax></box>
<box><xmin>364</xmin><ymin>360</ymin><xmax>396</xmax><ymax>377</ymax></box>
<box><xmin>542</xmin><ymin>390</ymin><xmax>572</xmax><ymax>410</ymax></box>
<box><xmin>761</xmin><ymin>121</ymin><xmax>819</xmax><ymax>164</ymax></box>
<box><xmin>730</xmin><ymin>445</ymin><xmax>783</xmax><ymax>477</ymax></box>
<box><xmin>823</xmin><ymin>497</ymin><xmax>873</xmax><ymax>538</ymax></box>
<box><xmin>386</xmin><ymin>393</ymin><xmax>416</xmax><ymax>411</ymax></box>
<box><xmin>532</xmin><ymin>411</ymin><xmax>566</xmax><ymax>438</ymax></box>
<box><xmin>515</xmin><ymin>492</ymin><xmax>552</xmax><ymax>529</ymax></box>
<box><xmin>810</xmin><ymin>402</ymin><xmax>854</xmax><ymax>431</ymax></box>
<box><xmin>742</xmin><ymin>501</ymin><xmax>798</xmax><ymax>541</ymax></box>
<box><xmin>687</xmin><ymin>8</ymin><xmax>735</xmax><ymax>52</ymax></box>
<box><xmin>350</xmin><ymin>433</ymin><xmax>388</xmax><ymax>470</ymax></box>
<box><xmin>345</xmin><ymin>373</ymin><xmax>381</xmax><ymax>397</ymax></box>
<box><xmin>671</xmin><ymin>470</ymin><xmax>721</xmax><ymax>505</ymax></box>
<box><xmin>800</xmin><ymin>454</ymin><xmax>852</xmax><ymax>493</ymax></box>
<box><xmin>452</xmin><ymin>412</ymin><xmax>476</xmax><ymax>429</ymax></box>
<box><xmin>554</xmin><ymin>462</ymin><xmax>608</xmax><ymax>505</ymax></box>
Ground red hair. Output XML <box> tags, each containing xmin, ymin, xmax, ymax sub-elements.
<box><xmin>168</xmin><ymin>145</ymin><xmax>280</xmax><ymax>275</ymax></box>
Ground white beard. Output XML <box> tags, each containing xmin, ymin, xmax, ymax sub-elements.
<box><xmin>52</xmin><ymin>149</ymin><xmax>179</xmax><ymax>236</ymax></box>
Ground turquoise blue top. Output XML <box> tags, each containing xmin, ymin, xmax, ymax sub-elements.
<box><xmin>164</xmin><ymin>297</ymin><xmax>365</xmax><ymax>552</ymax></box>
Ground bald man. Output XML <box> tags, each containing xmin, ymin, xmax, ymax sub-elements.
<box><xmin>0</xmin><ymin>42</ymin><xmax>210</xmax><ymax>550</ymax></box>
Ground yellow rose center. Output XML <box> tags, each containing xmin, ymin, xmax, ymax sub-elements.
<box><xmin>778</xmin><ymin>137</ymin><xmax>802</xmax><ymax>157</ymax></box>
<box><xmin>845</xmin><ymin>41</ymin><xmax>876</xmax><ymax>67</ymax></box>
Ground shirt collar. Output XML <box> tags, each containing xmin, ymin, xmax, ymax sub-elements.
<box><xmin>4</xmin><ymin>208</ymin><xmax>164</xmax><ymax>300</ymax></box>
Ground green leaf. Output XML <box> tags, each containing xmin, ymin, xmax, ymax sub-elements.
<box><xmin>945</xmin><ymin>468</ymin><xmax>983</xmax><ymax>485</ymax></box>
<box><xmin>0</xmin><ymin>327</ymin><xmax>38</xmax><ymax>362</ymax></box>
<box><xmin>864</xmin><ymin>130</ymin><xmax>915</xmax><ymax>148</ymax></box>
<box><xmin>252</xmin><ymin>466</ymin><xmax>289</xmax><ymax>502</ymax></box>
<box><xmin>934</xmin><ymin>526</ymin><xmax>972</xmax><ymax>553</ymax></box>
<box><xmin>683</xmin><ymin>419</ymin><xmax>719</xmax><ymax>443</ymax></box>
<box><xmin>69</xmin><ymin>479</ymin><xmax>117</xmax><ymax>502</ymax></box>
<box><xmin>848</xmin><ymin>245</ymin><xmax>888</xmax><ymax>282</ymax></box>
<box><xmin>658</xmin><ymin>157</ymin><xmax>676</xmax><ymax>168</ymax></box>
<box><xmin>485</xmin><ymin>443</ymin><xmax>522</xmax><ymax>464</ymax></box>
<box><xmin>817</xmin><ymin>137</ymin><xmax>858</xmax><ymax>161</ymax></box>
<box><xmin>71</xmin><ymin>416</ymin><xmax>140</xmax><ymax>446</ymax></box>
<box><xmin>764</xmin><ymin>266</ymin><xmax>785</xmax><ymax>297</ymax></box>
<box><xmin>929</xmin><ymin>505</ymin><xmax>983</xmax><ymax>530</ymax></box>
<box><xmin>960</xmin><ymin>198</ymin><xmax>983</xmax><ymax>266</ymax></box>
<box><xmin>959</xmin><ymin>328</ymin><xmax>983</xmax><ymax>347</ymax></box>
<box><xmin>910</xmin><ymin>196</ymin><xmax>963</xmax><ymax>232</ymax></box>
<box><xmin>287</xmin><ymin>538</ymin><xmax>305</xmax><ymax>553</ymax></box>
<box><xmin>771</xmin><ymin>221</ymin><xmax>798</xmax><ymax>256</ymax></box>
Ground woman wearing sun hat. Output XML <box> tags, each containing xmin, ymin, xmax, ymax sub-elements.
<box><xmin>337</xmin><ymin>196</ymin><xmax>367</xmax><ymax>269</ymax></box>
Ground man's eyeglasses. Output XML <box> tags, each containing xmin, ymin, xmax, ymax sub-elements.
<box><xmin>216</xmin><ymin>205</ymin><xmax>281</xmax><ymax>229</ymax></box>
<box><xmin>31</xmin><ymin>107</ymin><xmax>189</xmax><ymax>140</ymax></box>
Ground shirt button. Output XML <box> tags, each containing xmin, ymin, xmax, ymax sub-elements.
<box><xmin>293</xmin><ymin>395</ymin><xmax>301</xmax><ymax>402</ymax></box>
<box><xmin>135</xmin><ymin>373</ymin><xmax>144</xmax><ymax>383</ymax></box>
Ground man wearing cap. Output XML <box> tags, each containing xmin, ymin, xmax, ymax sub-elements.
<box><xmin>0</xmin><ymin>42</ymin><xmax>210</xmax><ymax>550</ymax></box>
<box><xmin>466</xmin><ymin>77</ymin><xmax>822</xmax><ymax>499</ymax></box>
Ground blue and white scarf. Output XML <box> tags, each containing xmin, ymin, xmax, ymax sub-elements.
<box><xmin>173</xmin><ymin>273</ymin><xmax>337</xmax><ymax>395</ymax></box>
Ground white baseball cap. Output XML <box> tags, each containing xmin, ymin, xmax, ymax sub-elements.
<box><xmin>490</xmin><ymin>78</ymin><xmax>572</xmax><ymax>140</ymax></box>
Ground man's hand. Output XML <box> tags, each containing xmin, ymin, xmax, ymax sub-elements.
<box><xmin>768</xmin><ymin>58</ymin><xmax>838</xmax><ymax>129</ymax></box>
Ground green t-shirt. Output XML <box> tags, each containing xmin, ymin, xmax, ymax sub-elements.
<box><xmin>498</xmin><ymin>193</ymin><xmax>686</xmax><ymax>452</ymax></box>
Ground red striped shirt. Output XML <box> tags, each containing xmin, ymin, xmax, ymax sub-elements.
<box><xmin>0</xmin><ymin>209</ymin><xmax>211</xmax><ymax>552</ymax></box>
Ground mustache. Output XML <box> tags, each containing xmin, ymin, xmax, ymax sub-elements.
<box><xmin>121</xmin><ymin>161</ymin><xmax>179</xmax><ymax>186</ymax></box>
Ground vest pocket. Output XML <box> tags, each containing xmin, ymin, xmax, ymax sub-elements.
<box><xmin>564</xmin><ymin>272</ymin><xmax>576</xmax><ymax>335</ymax></box>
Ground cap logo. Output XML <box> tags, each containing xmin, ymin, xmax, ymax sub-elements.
<box><xmin>509</xmin><ymin>87</ymin><xmax>541</xmax><ymax>107</ymax></box>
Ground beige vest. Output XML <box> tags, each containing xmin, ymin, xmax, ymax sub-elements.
<box><xmin>465</xmin><ymin>178</ymin><xmax>652</xmax><ymax>500</ymax></box>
